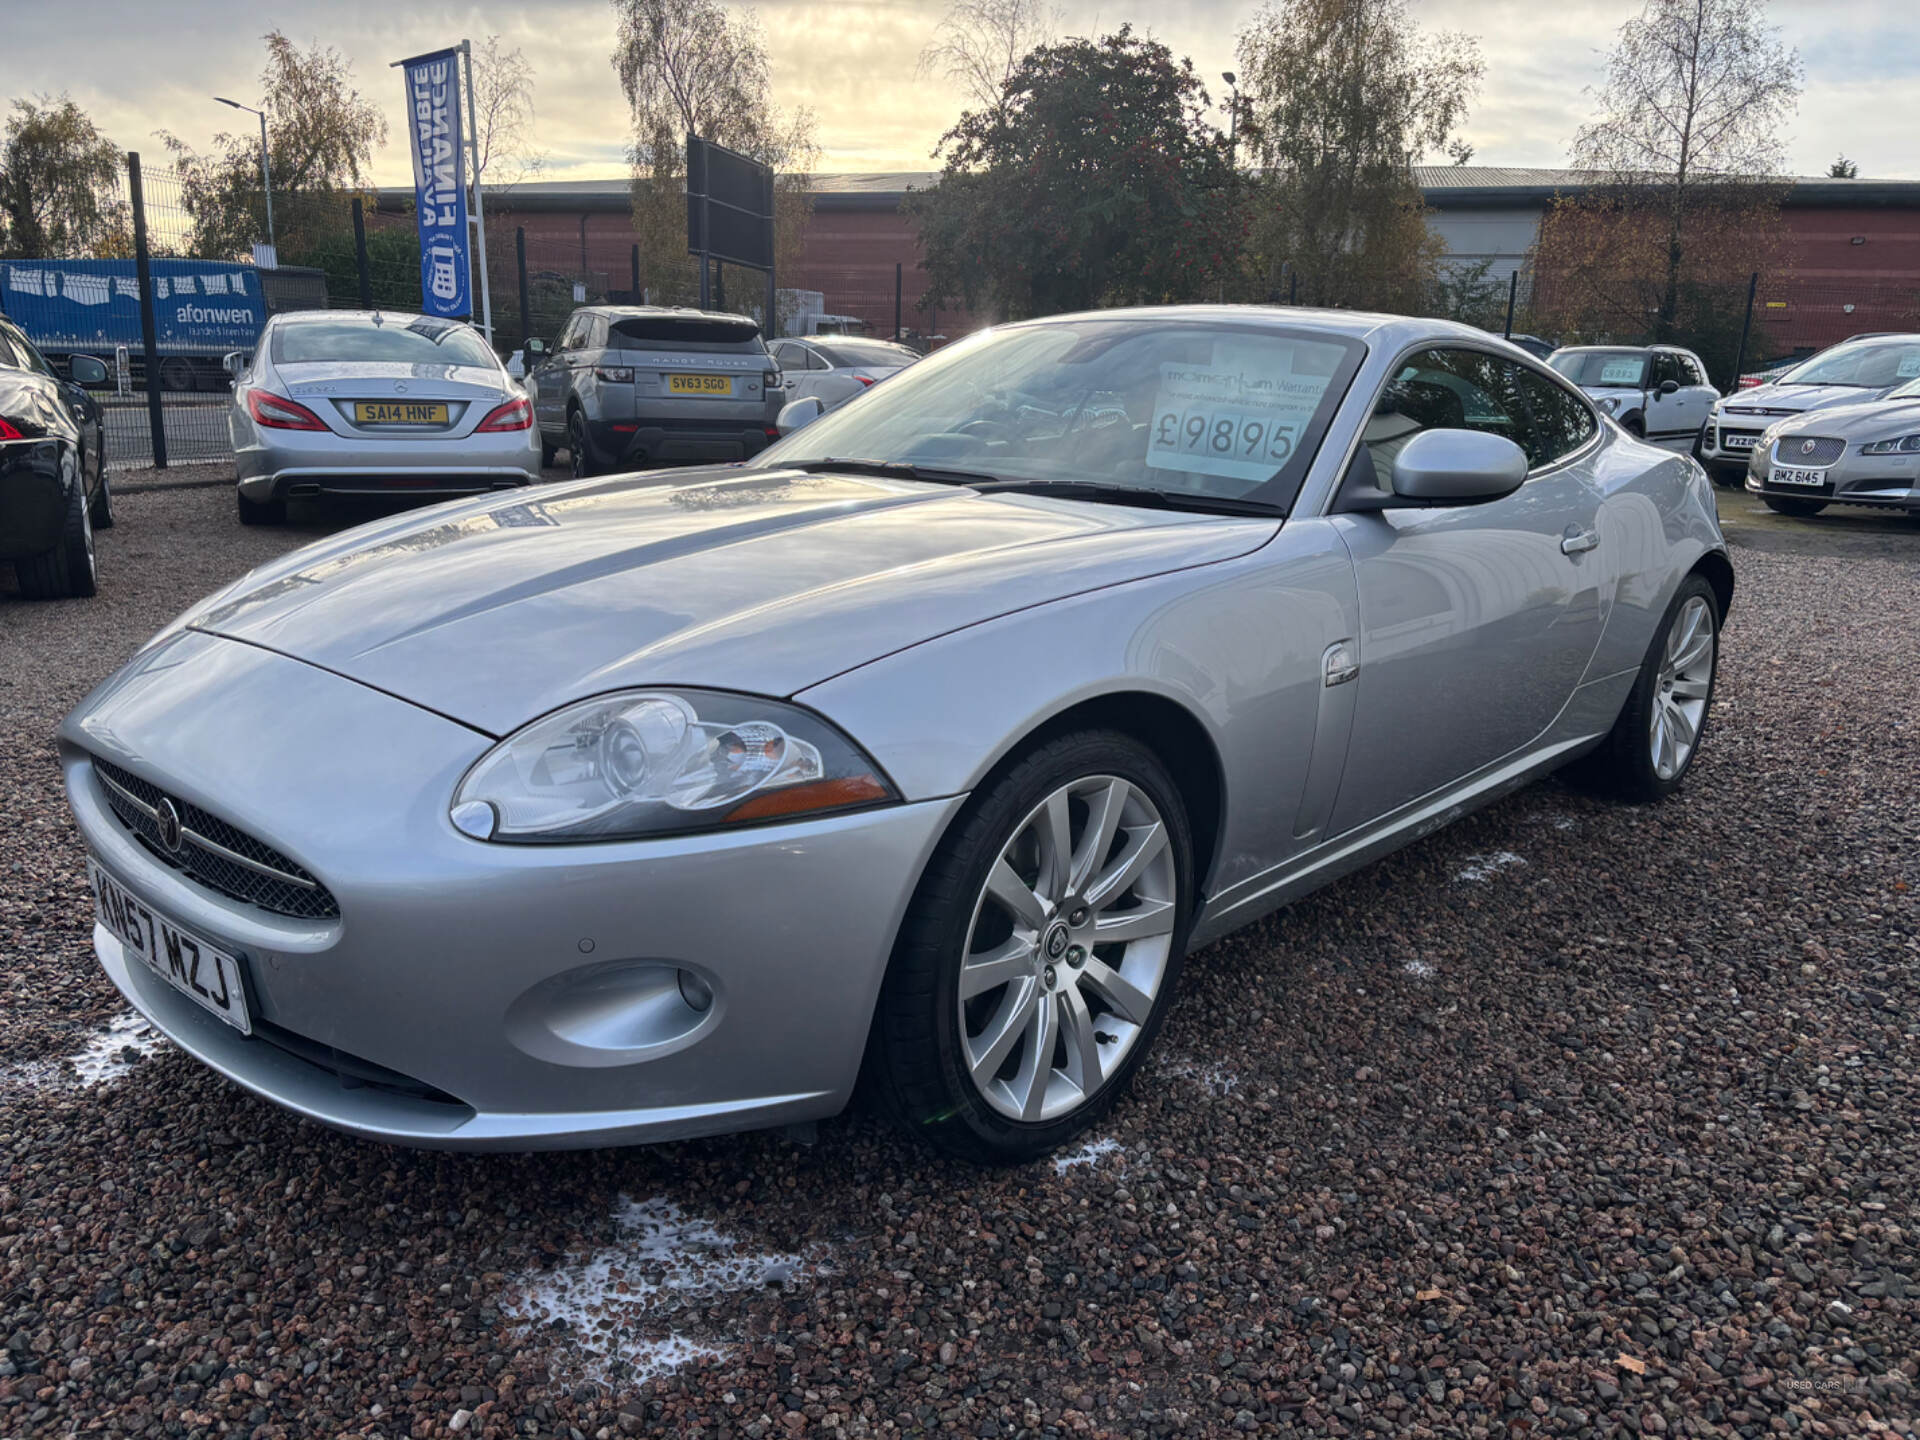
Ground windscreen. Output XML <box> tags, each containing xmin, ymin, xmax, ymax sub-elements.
<box><xmin>273</xmin><ymin>316</ymin><xmax>497</xmax><ymax>368</ymax></box>
<box><xmin>611</xmin><ymin>315</ymin><xmax>765</xmax><ymax>349</ymax></box>
<box><xmin>818</xmin><ymin>340</ymin><xmax>918</xmax><ymax>369</ymax></box>
<box><xmin>756</xmin><ymin>318</ymin><xmax>1365</xmax><ymax>511</ymax></box>
<box><xmin>1782</xmin><ymin>338</ymin><xmax>1920</xmax><ymax>387</ymax></box>
<box><xmin>1549</xmin><ymin>350</ymin><xmax>1648</xmax><ymax>388</ymax></box>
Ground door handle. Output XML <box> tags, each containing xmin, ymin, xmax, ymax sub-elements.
<box><xmin>1560</xmin><ymin>527</ymin><xmax>1600</xmax><ymax>556</ymax></box>
<box><xmin>1322</xmin><ymin>639</ymin><xmax>1359</xmax><ymax>687</ymax></box>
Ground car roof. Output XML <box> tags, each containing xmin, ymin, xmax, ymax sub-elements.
<box><xmin>586</xmin><ymin>305</ymin><xmax>757</xmax><ymax>325</ymax></box>
<box><xmin>271</xmin><ymin>309</ymin><xmax>466</xmax><ymax>329</ymax></box>
<box><xmin>1551</xmin><ymin>343</ymin><xmax>1693</xmax><ymax>356</ymax></box>
<box><xmin>1015</xmin><ymin>304</ymin><xmax>1520</xmax><ymax>350</ymax></box>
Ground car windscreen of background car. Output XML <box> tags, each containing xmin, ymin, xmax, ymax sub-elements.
<box><xmin>611</xmin><ymin>316</ymin><xmax>766</xmax><ymax>351</ymax></box>
<box><xmin>1783</xmin><ymin>339</ymin><xmax>1920</xmax><ymax>388</ymax></box>
<box><xmin>757</xmin><ymin>319</ymin><xmax>1364</xmax><ymax>511</ymax></box>
<box><xmin>818</xmin><ymin>341</ymin><xmax>917</xmax><ymax>369</ymax></box>
<box><xmin>1550</xmin><ymin>351</ymin><xmax>1648</xmax><ymax>388</ymax></box>
<box><xmin>273</xmin><ymin>317</ymin><xmax>498</xmax><ymax>369</ymax></box>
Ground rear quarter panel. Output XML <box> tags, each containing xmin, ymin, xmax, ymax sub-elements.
<box><xmin>1585</xmin><ymin>436</ymin><xmax>1730</xmax><ymax>681</ymax></box>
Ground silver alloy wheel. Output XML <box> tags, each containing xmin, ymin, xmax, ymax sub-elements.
<box><xmin>957</xmin><ymin>775</ymin><xmax>1178</xmax><ymax>1122</ymax></box>
<box><xmin>1650</xmin><ymin>595</ymin><xmax>1714</xmax><ymax>781</ymax></box>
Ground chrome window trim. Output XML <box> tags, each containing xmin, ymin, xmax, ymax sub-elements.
<box><xmin>1312</xmin><ymin>336</ymin><xmax>1604</xmax><ymax>515</ymax></box>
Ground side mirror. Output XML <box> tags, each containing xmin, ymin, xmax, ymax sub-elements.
<box><xmin>68</xmin><ymin>354</ymin><xmax>108</xmax><ymax>386</ymax></box>
<box><xmin>1341</xmin><ymin>428</ymin><xmax>1529</xmax><ymax>512</ymax></box>
<box><xmin>1390</xmin><ymin>429</ymin><xmax>1528</xmax><ymax>503</ymax></box>
<box><xmin>222</xmin><ymin>351</ymin><xmax>248</xmax><ymax>379</ymax></box>
<box><xmin>777</xmin><ymin>396</ymin><xmax>827</xmax><ymax>435</ymax></box>
<box><xmin>1657</xmin><ymin>378</ymin><xmax>1680</xmax><ymax>396</ymax></box>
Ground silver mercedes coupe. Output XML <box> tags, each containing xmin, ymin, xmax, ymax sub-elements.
<box><xmin>61</xmin><ymin>307</ymin><xmax>1732</xmax><ymax>1162</ymax></box>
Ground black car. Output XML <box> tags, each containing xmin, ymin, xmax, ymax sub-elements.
<box><xmin>0</xmin><ymin>315</ymin><xmax>109</xmax><ymax>599</ymax></box>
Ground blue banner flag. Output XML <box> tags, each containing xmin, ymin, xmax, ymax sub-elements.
<box><xmin>401</xmin><ymin>48</ymin><xmax>470</xmax><ymax>318</ymax></box>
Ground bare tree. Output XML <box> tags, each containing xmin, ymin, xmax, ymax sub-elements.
<box><xmin>1570</xmin><ymin>0</ymin><xmax>1801</xmax><ymax>337</ymax></box>
<box><xmin>1236</xmin><ymin>0</ymin><xmax>1482</xmax><ymax>310</ymax></box>
<box><xmin>918</xmin><ymin>0</ymin><xmax>1060</xmax><ymax>110</ymax></box>
<box><xmin>0</xmin><ymin>95</ymin><xmax>126</xmax><ymax>258</ymax></box>
<box><xmin>470</xmin><ymin>36</ymin><xmax>544</xmax><ymax>193</ymax></box>
<box><xmin>608</xmin><ymin>0</ymin><xmax>816</xmax><ymax>313</ymax></box>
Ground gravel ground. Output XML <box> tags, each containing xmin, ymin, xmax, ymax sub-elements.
<box><xmin>1</xmin><ymin>486</ymin><xmax>1914</xmax><ymax>1440</ymax></box>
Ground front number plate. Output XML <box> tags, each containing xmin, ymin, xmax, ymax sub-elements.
<box><xmin>87</xmin><ymin>859</ymin><xmax>251</xmax><ymax>1033</ymax></box>
<box><xmin>668</xmin><ymin>374</ymin><xmax>732</xmax><ymax>395</ymax></box>
<box><xmin>1722</xmin><ymin>432</ymin><xmax>1757</xmax><ymax>451</ymax></box>
<box><xmin>1771</xmin><ymin>466</ymin><xmax>1829</xmax><ymax>488</ymax></box>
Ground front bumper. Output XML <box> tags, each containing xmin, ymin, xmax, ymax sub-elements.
<box><xmin>1699</xmin><ymin>419</ymin><xmax>1767</xmax><ymax>477</ymax></box>
<box><xmin>60</xmin><ymin>629</ymin><xmax>962</xmax><ymax>1149</ymax></box>
<box><xmin>1744</xmin><ymin>448</ymin><xmax>1920</xmax><ymax>510</ymax></box>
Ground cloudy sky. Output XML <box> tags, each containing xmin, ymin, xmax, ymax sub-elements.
<box><xmin>5</xmin><ymin>0</ymin><xmax>1916</xmax><ymax>183</ymax></box>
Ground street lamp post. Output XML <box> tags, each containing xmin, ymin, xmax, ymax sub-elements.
<box><xmin>1222</xmin><ymin>72</ymin><xmax>1239</xmax><ymax>167</ymax></box>
<box><xmin>213</xmin><ymin>97</ymin><xmax>274</xmax><ymax>253</ymax></box>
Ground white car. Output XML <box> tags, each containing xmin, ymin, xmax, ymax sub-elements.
<box><xmin>1698</xmin><ymin>333</ymin><xmax>1920</xmax><ymax>485</ymax></box>
<box><xmin>1548</xmin><ymin>345</ymin><xmax>1718</xmax><ymax>456</ymax></box>
<box><xmin>769</xmin><ymin>337</ymin><xmax>919</xmax><ymax>412</ymax></box>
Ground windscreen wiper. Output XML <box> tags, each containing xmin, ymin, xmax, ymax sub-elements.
<box><xmin>971</xmin><ymin>478</ymin><xmax>1285</xmax><ymax>518</ymax></box>
<box><xmin>785</xmin><ymin>457</ymin><xmax>1006</xmax><ymax>486</ymax></box>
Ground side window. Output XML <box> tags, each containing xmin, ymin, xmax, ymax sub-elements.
<box><xmin>1362</xmin><ymin>347</ymin><xmax>1534</xmax><ymax>485</ymax></box>
<box><xmin>555</xmin><ymin>315</ymin><xmax>586</xmax><ymax>353</ymax></box>
<box><xmin>806</xmin><ymin>347</ymin><xmax>829</xmax><ymax>371</ymax></box>
<box><xmin>1648</xmin><ymin>354</ymin><xmax>1678</xmax><ymax>388</ymax></box>
<box><xmin>769</xmin><ymin>342</ymin><xmax>796</xmax><ymax>369</ymax></box>
<box><xmin>1509</xmin><ymin>366</ymin><xmax>1598</xmax><ymax>467</ymax></box>
<box><xmin>586</xmin><ymin>316</ymin><xmax>609</xmax><ymax>352</ymax></box>
<box><xmin>0</xmin><ymin>325</ymin><xmax>21</xmax><ymax>369</ymax></box>
<box><xmin>1685</xmin><ymin>355</ymin><xmax>1711</xmax><ymax>387</ymax></box>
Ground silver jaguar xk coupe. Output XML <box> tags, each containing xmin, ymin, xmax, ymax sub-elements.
<box><xmin>61</xmin><ymin>307</ymin><xmax>1733</xmax><ymax>1162</ymax></box>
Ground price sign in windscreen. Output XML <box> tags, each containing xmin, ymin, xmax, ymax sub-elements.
<box><xmin>1147</xmin><ymin>343</ymin><xmax>1339</xmax><ymax>488</ymax></box>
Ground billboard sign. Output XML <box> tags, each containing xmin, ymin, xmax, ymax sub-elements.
<box><xmin>685</xmin><ymin>135</ymin><xmax>775</xmax><ymax>271</ymax></box>
<box><xmin>0</xmin><ymin>259</ymin><xmax>265</xmax><ymax>355</ymax></box>
<box><xmin>401</xmin><ymin>48</ymin><xmax>471</xmax><ymax>317</ymax></box>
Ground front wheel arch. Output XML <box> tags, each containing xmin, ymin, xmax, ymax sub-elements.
<box><xmin>952</xmin><ymin>689</ymin><xmax>1226</xmax><ymax>904</ymax></box>
<box><xmin>1690</xmin><ymin>550</ymin><xmax>1735</xmax><ymax>624</ymax></box>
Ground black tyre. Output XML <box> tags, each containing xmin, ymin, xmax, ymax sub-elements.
<box><xmin>1622</xmin><ymin>414</ymin><xmax>1645</xmax><ymax>439</ymax></box>
<box><xmin>15</xmin><ymin>452</ymin><xmax>97</xmax><ymax>600</ymax></box>
<box><xmin>158</xmin><ymin>356</ymin><xmax>195</xmax><ymax>392</ymax></box>
<box><xmin>1572</xmin><ymin>574</ymin><xmax>1719</xmax><ymax>803</ymax></box>
<box><xmin>89</xmin><ymin>467</ymin><xmax>114</xmax><ymax>529</ymax></box>
<box><xmin>568</xmin><ymin>410</ymin><xmax>598</xmax><ymax>479</ymax></box>
<box><xmin>866</xmin><ymin>730</ymin><xmax>1193</xmax><ymax>1163</ymax></box>
<box><xmin>540</xmin><ymin>438</ymin><xmax>557</xmax><ymax>468</ymax></box>
<box><xmin>1763</xmin><ymin>495</ymin><xmax>1827</xmax><ymax>517</ymax></box>
<box><xmin>237</xmin><ymin>489</ymin><xmax>286</xmax><ymax>526</ymax></box>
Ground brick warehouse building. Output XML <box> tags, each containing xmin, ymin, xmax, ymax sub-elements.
<box><xmin>374</xmin><ymin>168</ymin><xmax>1920</xmax><ymax>356</ymax></box>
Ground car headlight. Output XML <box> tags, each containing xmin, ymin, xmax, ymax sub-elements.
<box><xmin>1860</xmin><ymin>434</ymin><xmax>1920</xmax><ymax>456</ymax></box>
<box><xmin>451</xmin><ymin>689</ymin><xmax>896</xmax><ymax>842</ymax></box>
<box><xmin>1597</xmin><ymin>396</ymin><xmax>1621</xmax><ymax>415</ymax></box>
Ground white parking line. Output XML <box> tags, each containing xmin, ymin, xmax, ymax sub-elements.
<box><xmin>1052</xmin><ymin>1136</ymin><xmax>1123</xmax><ymax>1175</ymax></box>
<box><xmin>503</xmin><ymin>1196</ymin><xmax>813</xmax><ymax>1387</ymax></box>
<box><xmin>0</xmin><ymin>1012</ymin><xmax>164</xmax><ymax>1093</ymax></box>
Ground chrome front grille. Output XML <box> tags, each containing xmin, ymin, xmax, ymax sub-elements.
<box><xmin>91</xmin><ymin>757</ymin><xmax>340</xmax><ymax>921</ymax></box>
<box><xmin>1774</xmin><ymin>436</ymin><xmax>1845</xmax><ymax>467</ymax></box>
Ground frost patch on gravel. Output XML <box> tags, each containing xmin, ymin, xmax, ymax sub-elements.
<box><xmin>1402</xmin><ymin>958</ymin><xmax>1437</xmax><ymax>979</ymax></box>
<box><xmin>1454</xmin><ymin>851</ymin><xmax>1526</xmax><ymax>883</ymax></box>
<box><xmin>1159</xmin><ymin>1055</ymin><xmax>1241</xmax><ymax>1095</ymax></box>
<box><xmin>1</xmin><ymin>1013</ymin><xmax>164</xmax><ymax>1093</ymax></box>
<box><xmin>503</xmin><ymin>1196</ymin><xmax>812</xmax><ymax>1388</ymax></box>
<box><xmin>1053</xmin><ymin>1137</ymin><xmax>1123</xmax><ymax>1174</ymax></box>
